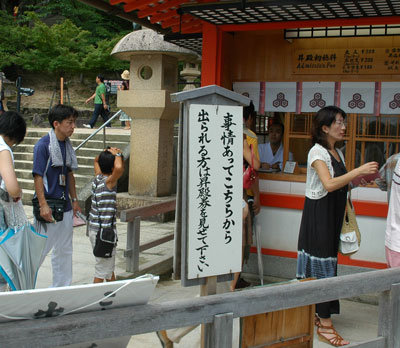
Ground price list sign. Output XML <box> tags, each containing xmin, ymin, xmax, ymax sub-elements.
<box><xmin>293</xmin><ymin>48</ymin><xmax>400</xmax><ymax>75</ymax></box>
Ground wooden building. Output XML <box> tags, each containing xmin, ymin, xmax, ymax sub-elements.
<box><xmin>80</xmin><ymin>0</ymin><xmax>400</xmax><ymax>275</ymax></box>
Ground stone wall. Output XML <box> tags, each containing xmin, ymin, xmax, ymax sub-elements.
<box><xmin>6</xmin><ymin>102</ymin><xmax>93</xmax><ymax>127</ymax></box>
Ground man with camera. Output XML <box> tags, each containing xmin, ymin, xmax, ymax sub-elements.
<box><xmin>33</xmin><ymin>104</ymin><xmax>81</xmax><ymax>287</ymax></box>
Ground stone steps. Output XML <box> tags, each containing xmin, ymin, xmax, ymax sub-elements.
<box><xmin>15</xmin><ymin>169</ymin><xmax>91</xmax><ymax>186</ymax></box>
<box><xmin>14</xmin><ymin>128</ymin><xmax>131</xmax><ymax>206</ymax></box>
<box><xmin>22</xmin><ymin>136</ymin><xmax>129</xmax><ymax>150</ymax></box>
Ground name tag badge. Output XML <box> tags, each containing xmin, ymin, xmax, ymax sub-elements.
<box><xmin>59</xmin><ymin>174</ymin><xmax>66</xmax><ymax>187</ymax></box>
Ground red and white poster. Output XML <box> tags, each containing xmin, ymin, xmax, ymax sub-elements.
<box><xmin>265</xmin><ymin>82</ymin><xmax>297</xmax><ymax>112</ymax></box>
<box><xmin>233</xmin><ymin>82</ymin><xmax>260</xmax><ymax>113</ymax></box>
<box><xmin>340</xmin><ymin>82</ymin><xmax>375</xmax><ymax>114</ymax></box>
<box><xmin>380</xmin><ymin>82</ymin><xmax>400</xmax><ymax>115</ymax></box>
<box><xmin>301</xmin><ymin>82</ymin><xmax>335</xmax><ymax>113</ymax></box>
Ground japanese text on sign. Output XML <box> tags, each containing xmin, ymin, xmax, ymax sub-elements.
<box><xmin>293</xmin><ymin>48</ymin><xmax>400</xmax><ymax>74</ymax></box>
<box><xmin>187</xmin><ymin>104</ymin><xmax>242</xmax><ymax>279</ymax></box>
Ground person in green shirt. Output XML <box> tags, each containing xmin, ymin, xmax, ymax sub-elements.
<box><xmin>84</xmin><ymin>74</ymin><xmax>111</xmax><ymax>128</ymax></box>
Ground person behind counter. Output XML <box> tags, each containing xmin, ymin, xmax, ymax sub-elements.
<box><xmin>258</xmin><ymin>122</ymin><xmax>293</xmax><ymax>171</ymax></box>
<box><xmin>296</xmin><ymin>106</ymin><xmax>378</xmax><ymax>347</ymax></box>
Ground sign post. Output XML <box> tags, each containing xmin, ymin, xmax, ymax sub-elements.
<box><xmin>171</xmin><ymin>85</ymin><xmax>249</xmax><ymax>347</ymax></box>
<box><xmin>16</xmin><ymin>77</ymin><xmax>35</xmax><ymax>113</ymax></box>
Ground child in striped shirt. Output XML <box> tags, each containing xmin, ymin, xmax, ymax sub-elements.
<box><xmin>88</xmin><ymin>147</ymin><xmax>124</xmax><ymax>283</ymax></box>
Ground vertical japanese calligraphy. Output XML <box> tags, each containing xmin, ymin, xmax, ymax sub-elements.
<box><xmin>221</xmin><ymin>112</ymin><xmax>236</xmax><ymax>245</ymax></box>
<box><xmin>196</xmin><ymin>108</ymin><xmax>211</xmax><ymax>272</ymax></box>
<box><xmin>188</xmin><ymin>104</ymin><xmax>242</xmax><ymax>279</ymax></box>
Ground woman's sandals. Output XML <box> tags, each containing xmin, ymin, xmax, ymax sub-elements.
<box><xmin>317</xmin><ymin>324</ymin><xmax>349</xmax><ymax>347</ymax></box>
<box><xmin>315</xmin><ymin>315</ymin><xmax>321</xmax><ymax>328</ymax></box>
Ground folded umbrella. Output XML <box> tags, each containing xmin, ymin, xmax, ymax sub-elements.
<box><xmin>0</xmin><ymin>200</ymin><xmax>47</xmax><ymax>291</ymax></box>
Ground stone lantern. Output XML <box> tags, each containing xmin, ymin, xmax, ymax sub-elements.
<box><xmin>180</xmin><ymin>61</ymin><xmax>201</xmax><ymax>91</ymax></box>
<box><xmin>111</xmin><ymin>29</ymin><xmax>198</xmax><ymax>197</ymax></box>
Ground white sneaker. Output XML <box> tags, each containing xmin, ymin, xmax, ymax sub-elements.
<box><xmin>83</xmin><ymin>124</ymin><xmax>92</xmax><ymax>129</ymax></box>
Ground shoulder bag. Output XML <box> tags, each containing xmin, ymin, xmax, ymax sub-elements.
<box><xmin>339</xmin><ymin>191</ymin><xmax>361</xmax><ymax>255</ymax></box>
<box><xmin>32</xmin><ymin>156</ymin><xmax>66</xmax><ymax>223</ymax></box>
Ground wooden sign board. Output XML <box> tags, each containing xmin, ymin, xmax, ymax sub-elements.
<box><xmin>293</xmin><ymin>48</ymin><xmax>400</xmax><ymax>75</ymax></box>
<box><xmin>0</xmin><ymin>276</ymin><xmax>158</xmax><ymax>322</ymax></box>
<box><xmin>187</xmin><ymin>104</ymin><xmax>242</xmax><ymax>279</ymax></box>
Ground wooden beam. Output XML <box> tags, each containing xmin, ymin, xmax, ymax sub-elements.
<box><xmin>1</xmin><ymin>268</ymin><xmax>400</xmax><ymax>347</ymax></box>
<box><xmin>139</xmin><ymin>233</ymin><xmax>174</xmax><ymax>252</ymax></box>
<box><xmin>171</xmin><ymin>19</ymin><xmax>202</xmax><ymax>32</ymax></box>
<box><xmin>124</xmin><ymin>0</ymin><xmax>158</xmax><ymax>12</ymax></box>
<box><xmin>161</xmin><ymin>13</ymin><xmax>193</xmax><ymax>28</ymax></box>
<box><xmin>150</xmin><ymin>10</ymin><xmax>178</xmax><ymax>24</ymax></box>
<box><xmin>120</xmin><ymin>199</ymin><xmax>176</xmax><ymax>222</ymax></box>
<box><xmin>161</xmin><ymin>15</ymin><xmax>181</xmax><ymax>28</ymax></box>
<box><xmin>181</xmin><ymin>21</ymin><xmax>202</xmax><ymax>33</ymax></box>
<box><xmin>138</xmin><ymin>0</ymin><xmax>186</xmax><ymax>18</ymax></box>
<box><xmin>109</xmin><ymin>0</ymin><xmax>128</xmax><ymax>4</ymax></box>
<box><xmin>220</xmin><ymin>15</ymin><xmax>400</xmax><ymax>32</ymax></box>
<box><xmin>77</xmin><ymin>0</ymin><xmax>167</xmax><ymax>33</ymax></box>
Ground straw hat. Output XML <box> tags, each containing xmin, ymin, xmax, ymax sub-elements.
<box><xmin>121</xmin><ymin>70</ymin><xmax>130</xmax><ymax>80</ymax></box>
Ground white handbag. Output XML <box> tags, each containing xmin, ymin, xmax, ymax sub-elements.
<box><xmin>339</xmin><ymin>192</ymin><xmax>361</xmax><ymax>256</ymax></box>
<box><xmin>339</xmin><ymin>231</ymin><xmax>359</xmax><ymax>255</ymax></box>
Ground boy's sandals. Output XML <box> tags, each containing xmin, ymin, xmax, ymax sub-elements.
<box><xmin>317</xmin><ymin>324</ymin><xmax>349</xmax><ymax>347</ymax></box>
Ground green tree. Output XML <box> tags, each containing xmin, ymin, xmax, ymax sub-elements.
<box><xmin>1</xmin><ymin>0</ymin><xmax>132</xmax><ymax>42</ymax></box>
<box><xmin>83</xmin><ymin>36</ymin><xmax>129</xmax><ymax>72</ymax></box>
<box><xmin>29</xmin><ymin>0</ymin><xmax>132</xmax><ymax>44</ymax></box>
<box><xmin>0</xmin><ymin>2</ymin><xmax>132</xmax><ymax>74</ymax></box>
<box><xmin>13</xmin><ymin>13</ymin><xmax>90</xmax><ymax>74</ymax></box>
<box><xmin>0</xmin><ymin>11</ymin><xmax>17</xmax><ymax>70</ymax></box>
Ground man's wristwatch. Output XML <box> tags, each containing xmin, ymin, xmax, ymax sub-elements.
<box><xmin>71</xmin><ymin>198</ymin><xmax>78</xmax><ymax>202</ymax></box>
<box><xmin>115</xmin><ymin>153</ymin><xmax>123</xmax><ymax>157</ymax></box>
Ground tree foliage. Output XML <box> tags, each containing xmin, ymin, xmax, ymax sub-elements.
<box><xmin>29</xmin><ymin>0</ymin><xmax>132</xmax><ymax>44</ymax></box>
<box><xmin>0</xmin><ymin>1</ymin><xmax>130</xmax><ymax>74</ymax></box>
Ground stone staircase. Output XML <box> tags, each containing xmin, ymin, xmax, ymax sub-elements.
<box><xmin>14</xmin><ymin>129</ymin><xmax>131</xmax><ymax>206</ymax></box>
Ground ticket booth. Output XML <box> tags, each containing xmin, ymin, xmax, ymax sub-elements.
<box><xmin>82</xmin><ymin>0</ymin><xmax>400</xmax><ymax>277</ymax></box>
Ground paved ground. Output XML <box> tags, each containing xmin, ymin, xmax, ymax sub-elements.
<box><xmin>24</xmin><ymin>203</ymin><xmax>380</xmax><ymax>348</ymax></box>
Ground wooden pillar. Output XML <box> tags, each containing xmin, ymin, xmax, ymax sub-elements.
<box><xmin>378</xmin><ymin>282</ymin><xmax>400</xmax><ymax>348</ymax></box>
<box><xmin>201</xmin><ymin>23</ymin><xmax>221</xmax><ymax>87</ymax></box>
<box><xmin>200</xmin><ymin>276</ymin><xmax>217</xmax><ymax>348</ymax></box>
<box><xmin>211</xmin><ymin>313</ymin><xmax>233</xmax><ymax>348</ymax></box>
<box><xmin>125</xmin><ymin>217</ymin><xmax>141</xmax><ymax>273</ymax></box>
<box><xmin>60</xmin><ymin>77</ymin><xmax>64</xmax><ymax>104</ymax></box>
<box><xmin>282</xmin><ymin>112</ymin><xmax>290</xmax><ymax>169</ymax></box>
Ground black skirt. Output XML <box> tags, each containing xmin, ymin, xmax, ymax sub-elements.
<box><xmin>296</xmin><ymin>151</ymin><xmax>348</xmax><ymax>318</ymax></box>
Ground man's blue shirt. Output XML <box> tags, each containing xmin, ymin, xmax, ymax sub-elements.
<box><xmin>32</xmin><ymin>134</ymin><xmax>72</xmax><ymax>211</ymax></box>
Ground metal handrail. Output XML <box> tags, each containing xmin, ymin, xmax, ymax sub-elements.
<box><xmin>74</xmin><ymin>109</ymin><xmax>122</xmax><ymax>152</ymax></box>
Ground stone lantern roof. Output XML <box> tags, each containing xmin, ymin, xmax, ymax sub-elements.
<box><xmin>111</xmin><ymin>29</ymin><xmax>199</xmax><ymax>61</ymax></box>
